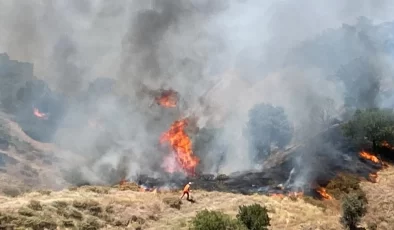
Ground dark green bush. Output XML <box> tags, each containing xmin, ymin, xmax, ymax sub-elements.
<box><xmin>340</xmin><ymin>193</ymin><xmax>367</xmax><ymax>230</ymax></box>
<box><xmin>191</xmin><ymin>209</ymin><xmax>246</xmax><ymax>230</ymax></box>
<box><xmin>236</xmin><ymin>204</ymin><xmax>270</xmax><ymax>230</ymax></box>
<box><xmin>326</xmin><ymin>173</ymin><xmax>366</xmax><ymax>201</ymax></box>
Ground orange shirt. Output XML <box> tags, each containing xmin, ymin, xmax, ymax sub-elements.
<box><xmin>183</xmin><ymin>184</ymin><xmax>190</xmax><ymax>192</ymax></box>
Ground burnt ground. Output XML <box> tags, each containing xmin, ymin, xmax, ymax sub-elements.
<box><xmin>134</xmin><ymin>124</ymin><xmax>384</xmax><ymax>197</ymax></box>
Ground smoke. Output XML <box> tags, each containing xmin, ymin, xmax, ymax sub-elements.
<box><xmin>1</xmin><ymin>0</ymin><xmax>394</xmax><ymax>186</ymax></box>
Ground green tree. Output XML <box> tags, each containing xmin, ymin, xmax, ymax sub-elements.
<box><xmin>236</xmin><ymin>204</ymin><xmax>270</xmax><ymax>230</ymax></box>
<box><xmin>342</xmin><ymin>108</ymin><xmax>394</xmax><ymax>150</ymax></box>
<box><xmin>248</xmin><ymin>103</ymin><xmax>293</xmax><ymax>157</ymax></box>
<box><xmin>191</xmin><ymin>210</ymin><xmax>246</xmax><ymax>230</ymax></box>
<box><xmin>340</xmin><ymin>193</ymin><xmax>367</xmax><ymax>230</ymax></box>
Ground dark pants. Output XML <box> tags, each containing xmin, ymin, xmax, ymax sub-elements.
<box><xmin>181</xmin><ymin>191</ymin><xmax>189</xmax><ymax>200</ymax></box>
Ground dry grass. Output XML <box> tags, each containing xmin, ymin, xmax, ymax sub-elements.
<box><xmin>0</xmin><ymin>185</ymin><xmax>341</xmax><ymax>230</ymax></box>
<box><xmin>0</xmin><ymin>168</ymin><xmax>391</xmax><ymax>230</ymax></box>
<box><xmin>360</xmin><ymin>166</ymin><xmax>394</xmax><ymax>230</ymax></box>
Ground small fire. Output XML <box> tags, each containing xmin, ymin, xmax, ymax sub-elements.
<box><xmin>381</xmin><ymin>141</ymin><xmax>394</xmax><ymax>150</ymax></box>
<box><xmin>359</xmin><ymin>151</ymin><xmax>380</xmax><ymax>164</ymax></box>
<box><xmin>368</xmin><ymin>173</ymin><xmax>378</xmax><ymax>183</ymax></box>
<box><xmin>316</xmin><ymin>186</ymin><xmax>332</xmax><ymax>200</ymax></box>
<box><xmin>160</xmin><ymin>118</ymin><xmax>199</xmax><ymax>176</ymax></box>
<box><xmin>33</xmin><ymin>108</ymin><xmax>48</xmax><ymax>120</ymax></box>
<box><xmin>156</xmin><ymin>90</ymin><xmax>178</xmax><ymax>108</ymax></box>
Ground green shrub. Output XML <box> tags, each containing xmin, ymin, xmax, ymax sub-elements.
<box><xmin>236</xmin><ymin>204</ymin><xmax>270</xmax><ymax>230</ymax></box>
<box><xmin>326</xmin><ymin>173</ymin><xmax>366</xmax><ymax>200</ymax></box>
<box><xmin>340</xmin><ymin>193</ymin><xmax>367</xmax><ymax>230</ymax></box>
<box><xmin>191</xmin><ymin>210</ymin><xmax>246</xmax><ymax>230</ymax></box>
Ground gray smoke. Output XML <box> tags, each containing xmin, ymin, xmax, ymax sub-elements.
<box><xmin>1</xmin><ymin>0</ymin><xmax>394</xmax><ymax>186</ymax></box>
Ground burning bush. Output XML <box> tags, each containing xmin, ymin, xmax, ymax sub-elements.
<box><xmin>340</xmin><ymin>193</ymin><xmax>367</xmax><ymax>230</ymax></box>
<box><xmin>191</xmin><ymin>210</ymin><xmax>246</xmax><ymax>230</ymax></box>
<box><xmin>236</xmin><ymin>204</ymin><xmax>270</xmax><ymax>230</ymax></box>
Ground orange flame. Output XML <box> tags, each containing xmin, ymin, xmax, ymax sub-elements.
<box><xmin>33</xmin><ymin>108</ymin><xmax>48</xmax><ymax>120</ymax></box>
<box><xmin>359</xmin><ymin>151</ymin><xmax>380</xmax><ymax>164</ymax></box>
<box><xmin>381</xmin><ymin>141</ymin><xmax>394</xmax><ymax>150</ymax></box>
<box><xmin>156</xmin><ymin>90</ymin><xmax>177</xmax><ymax>108</ymax></box>
<box><xmin>160</xmin><ymin>118</ymin><xmax>199</xmax><ymax>176</ymax></box>
<box><xmin>316</xmin><ymin>186</ymin><xmax>332</xmax><ymax>200</ymax></box>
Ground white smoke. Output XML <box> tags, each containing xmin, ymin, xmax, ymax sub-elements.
<box><xmin>1</xmin><ymin>0</ymin><xmax>394</xmax><ymax>186</ymax></box>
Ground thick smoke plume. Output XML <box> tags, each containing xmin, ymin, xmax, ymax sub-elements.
<box><xmin>1</xmin><ymin>0</ymin><xmax>394</xmax><ymax>187</ymax></box>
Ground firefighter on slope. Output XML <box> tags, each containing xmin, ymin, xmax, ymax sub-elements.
<box><xmin>180</xmin><ymin>182</ymin><xmax>192</xmax><ymax>200</ymax></box>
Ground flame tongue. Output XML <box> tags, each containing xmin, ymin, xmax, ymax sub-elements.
<box><xmin>156</xmin><ymin>90</ymin><xmax>178</xmax><ymax>108</ymax></box>
<box><xmin>33</xmin><ymin>107</ymin><xmax>48</xmax><ymax>120</ymax></box>
<box><xmin>359</xmin><ymin>151</ymin><xmax>380</xmax><ymax>163</ymax></box>
<box><xmin>160</xmin><ymin>118</ymin><xmax>199</xmax><ymax>175</ymax></box>
<box><xmin>316</xmin><ymin>186</ymin><xmax>332</xmax><ymax>200</ymax></box>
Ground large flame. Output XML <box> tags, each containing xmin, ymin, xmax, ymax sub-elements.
<box><xmin>156</xmin><ymin>90</ymin><xmax>177</xmax><ymax>108</ymax></box>
<box><xmin>160</xmin><ymin>118</ymin><xmax>199</xmax><ymax>175</ymax></box>
<box><xmin>315</xmin><ymin>186</ymin><xmax>332</xmax><ymax>200</ymax></box>
<box><xmin>359</xmin><ymin>151</ymin><xmax>380</xmax><ymax>164</ymax></box>
<box><xmin>33</xmin><ymin>107</ymin><xmax>48</xmax><ymax>120</ymax></box>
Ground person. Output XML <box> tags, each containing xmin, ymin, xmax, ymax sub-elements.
<box><xmin>180</xmin><ymin>182</ymin><xmax>192</xmax><ymax>200</ymax></box>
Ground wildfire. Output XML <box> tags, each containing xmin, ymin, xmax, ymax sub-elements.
<box><xmin>156</xmin><ymin>90</ymin><xmax>178</xmax><ymax>108</ymax></box>
<box><xmin>33</xmin><ymin>108</ymin><xmax>48</xmax><ymax>120</ymax></box>
<box><xmin>160</xmin><ymin>118</ymin><xmax>199</xmax><ymax>175</ymax></box>
<box><xmin>359</xmin><ymin>151</ymin><xmax>380</xmax><ymax>164</ymax></box>
<box><xmin>315</xmin><ymin>186</ymin><xmax>332</xmax><ymax>200</ymax></box>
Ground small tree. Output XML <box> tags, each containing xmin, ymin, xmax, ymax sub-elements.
<box><xmin>248</xmin><ymin>103</ymin><xmax>293</xmax><ymax>157</ymax></box>
<box><xmin>191</xmin><ymin>210</ymin><xmax>246</xmax><ymax>230</ymax></box>
<box><xmin>342</xmin><ymin>108</ymin><xmax>394</xmax><ymax>151</ymax></box>
<box><xmin>236</xmin><ymin>204</ymin><xmax>270</xmax><ymax>230</ymax></box>
<box><xmin>340</xmin><ymin>193</ymin><xmax>367</xmax><ymax>230</ymax></box>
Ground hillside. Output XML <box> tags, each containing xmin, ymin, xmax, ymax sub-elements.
<box><xmin>0</xmin><ymin>106</ymin><xmax>390</xmax><ymax>229</ymax></box>
<box><xmin>0</xmin><ymin>166</ymin><xmax>391</xmax><ymax>230</ymax></box>
<box><xmin>0</xmin><ymin>112</ymin><xmax>73</xmax><ymax>194</ymax></box>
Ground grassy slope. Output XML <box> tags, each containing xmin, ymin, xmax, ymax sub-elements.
<box><xmin>361</xmin><ymin>166</ymin><xmax>394</xmax><ymax>230</ymax></box>
<box><xmin>0</xmin><ymin>186</ymin><xmax>340</xmax><ymax>230</ymax></box>
<box><xmin>1</xmin><ymin>167</ymin><xmax>392</xmax><ymax>230</ymax></box>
